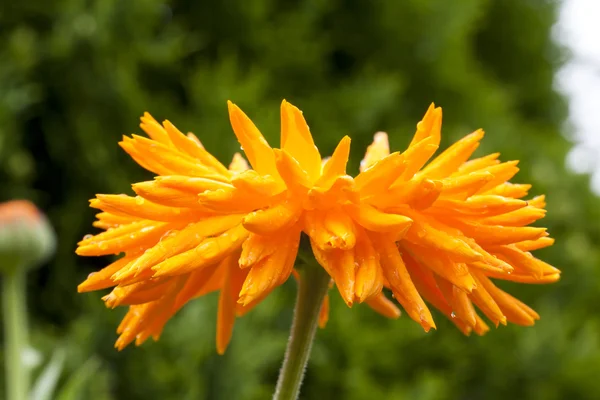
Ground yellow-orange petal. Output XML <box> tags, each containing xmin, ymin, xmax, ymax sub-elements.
<box><xmin>440</xmin><ymin>218</ymin><xmax>547</xmax><ymax>246</ymax></box>
<box><xmin>371</xmin><ymin>234</ymin><xmax>435</xmax><ymax>331</ymax></box>
<box><xmin>360</xmin><ymin>132</ymin><xmax>390</xmax><ymax>172</ymax></box>
<box><xmin>92</xmin><ymin>212</ymin><xmax>137</xmax><ymax>229</ymax></box>
<box><xmin>161</xmin><ymin>120</ymin><xmax>231</xmax><ymax>176</ymax></box>
<box><xmin>304</xmin><ymin>208</ymin><xmax>357</xmax><ymax>251</ymax></box>
<box><xmin>484</xmin><ymin>182</ymin><xmax>531</xmax><ymax>198</ymax></box>
<box><xmin>231</xmin><ymin>170</ymin><xmax>285</xmax><ymax>196</ymax></box>
<box><xmin>473</xmin><ymin>272</ymin><xmax>539</xmax><ymax>326</ymax></box>
<box><xmin>103</xmin><ymin>277</ymin><xmax>172</xmax><ymax>308</ymax></box>
<box><xmin>365</xmin><ymin>292</ymin><xmax>401</xmax><ymax>319</ymax></box>
<box><xmin>132</xmin><ymin>181</ymin><xmax>208</xmax><ymax>209</ymax></box>
<box><xmin>455</xmin><ymin>153</ymin><xmax>500</xmax><ymax>175</ymax></box>
<box><xmin>435</xmin><ymin>278</ymin><xmax>477</xmax><ymax>327</ymax></box>
<box><xmin>431</xmin><ymin>195</ymin><xmax>527</xmax><ymax>217</ymax></box>
<box><xmin>401</xmin><ymin>210</ymin><xmax>482</xmax><ymax>263</ymax></box>
<box><xmin>476</xmin><ymin>161</ymin><xmax>521</xmax><ymax>193</ymax></box>
<box><xmin>78</xmin><ymin>256</ymin><xmax>134</xmax><ymax>292</ymax></box>
<box><xmin>323</xmin><ymin>208</ymin><xmax>357</xmax><ymax>250</ymax></box>
<box><xmin>273</xmin><ymin>149</ymin><xmax>312</xmax><ymax>195</ymax></box>
<box><xmin>529</xmin><ymin>195</ymin><xmax>546</xmax><ymax>209</ymax></box>
<box><xmin>400</xmin><ymin>136</ymin><xmax>439</xmax><ymax>180</ymax></box>
<box><xmin>227</xmin><ymin>101</ymin><xmax>281</xmax><ymax>179</ymax></box>
<box><xmin>439</xmin><ymin>171</ymin><xmax>494</xmax><ymax>199</ymax></box>
<box><xmin>197</xmin><ymin>187</ymin><xmax>269</xmax><ymax>213</ymax></box>
<box><xmin>239</xmin><ymin>233</ymin><xmax>278</xmax><ymax>269</ymax></box>
<box><xmin>310</xmin><ymin>245</ymin><xmax>356</xmax><ymax>307</ymax></box>
<box><xmin>470</xmin><ymin>273</ymin><xmax>507</xmax><ymax>326</ymax></box>
<box><xmin>280</xmin><ymin>100</ymin><xmax>322</xmax><ymax>182</ymax></box>
<box><xmin>318</xmin><ymin>294</ymin><xmax>330</xmax><ymax>328</ymax></box>
<box><xmin>154</xmin><ymin>175</ymin><xmax>232</xmax><ymax>193</ymax></box>
<box><xmin>355</xmin><ymin>152</ymin><xmax>406</xmax><ymax>196</ymax></box>
<box><xmin>112</xmin><ymin>215</ymin><xmax>244</xmax><ymax>282</ymax></box>
<box><xmin>345</xmin><ymin>203</ymin><xmax>413</xmax><ymax>235</ymax></box>
<box><xmin>409</xmin><ymin>103</ymin><xmax>442</xmax><ymax>148</ymax></box>
<box><xmin>243</xmin><ymin>201</ymin><xmax>301</xmax><ymax>235</ymax></box>
<box><xmin>152</xmin><ymin>224</ymin><xmax>249</xmax><ymax>277</ymax></box>
<box><xmin>229</xmin><ymin>153</ymin><xmax>250</xmax><ymax>173</ymax></box>
<box><xmin>486</xmin><ymin>245</ymin><xmax>544</xmax><ymax>278</ymax></box>
<box><xmin>402</xmin><ymin>242</ymin><xmax>476</xmax><ymax>292</ymax></box>
<box><xmin>139</xmin><ymin>113</ymin><xmax>171</xmax><ymax>145</ymax></box>
<box><xmin>171</xmin><ymin>265</ymin><xmax>222</xmax><ymax>311</ymax></box>
<box><xmin>306</xmin><ymin>175</ymin><xmax>358</xmax><ymax>210</ymax></box>
<box><xmin>514</xmin><ymin>237</ymin><xmax>555</xmax><ymax>252</ymax></box>
<box><xmin>238</xmin><ymin>230</ymin><xmax>300</xmax><ymax>305</ymax></box>
<box><xmin>92</xmin><ymin>195</ymin><xmax>207</xmax><ymax>223</ymax></box>
<box><xmin>216</xmin><ymin>254</ymin><xmax>239</xmax><ymax>355</ymax></box>
<box><xmin>483</xmin><ymin>271</ymin><xmax>560</xmax><ymax>284</ymax></box>
<box><xmin>354</xmin><ymin>228</ymin><xmax>383</xmax><ymax>302</ymax></box>
<box><xmin>77</xmin><ymin>221</ymin><xmax>176</xmax><ymax>256</ymax></box>
<box><xmin>129</xmin><ymin>135</ymin><xmax>227</xmax><ymax>180</ymax></box>
<box><xmin>316</xmin><ymin>136</ymin><xmax>351</xmax><ymax>189</ymax></box>
<box><xmin>402</xmin><ymin>252</ymin><xmax>452</xmax><ymax>315</ymax></box>
<box><xmin>420</xmin><ymin>129</ymin><xmax>484</xmax><ymax>179</ymax></box>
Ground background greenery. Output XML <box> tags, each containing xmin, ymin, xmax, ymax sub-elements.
<box><xmin>1</xmin><ymin>0</ymin><xmax>598</xmax><ymax>399</ymax></box>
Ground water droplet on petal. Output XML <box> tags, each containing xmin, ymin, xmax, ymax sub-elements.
<box><xmin>451</xmin><ymin>312</ymin><xmax>456</xmax><ymax>319</ymax></box>
<box><xmin>83</xmin><ymin>234</ymin><xmax>93</xmax><ymax>240</ymax></box>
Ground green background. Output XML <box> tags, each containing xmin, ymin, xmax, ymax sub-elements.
<box><xmin>2</xmin><ymin>0</ymin><xmax>599</xmax><ymax>399</ymax></box>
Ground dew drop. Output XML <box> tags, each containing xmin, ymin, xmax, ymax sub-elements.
<box><xmin>83</xmin><ymin>234</ymin><xmax>93</xmax><ymax>240</ymax></box>
<box><xmin>450</xmin><ymin>312</ymin><xmax>456</xmax><ymax>319</ymax></box>
<box><xmin>87</xmin><ymin>272</ymin><xmax>97</xmax><ymax>279</ymax></box>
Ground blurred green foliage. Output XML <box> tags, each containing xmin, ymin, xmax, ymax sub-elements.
<box><xmin>1</xmin><ymin>0</ymin><xmax>599</xmax><ymax>399</ymax></box>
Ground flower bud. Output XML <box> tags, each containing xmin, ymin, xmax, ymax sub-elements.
<box><xmin>0</xmin><ymin>200</ymin><xmax>56</xmax><ymax>274</ymax></box>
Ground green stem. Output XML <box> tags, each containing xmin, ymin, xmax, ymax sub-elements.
<box><xmin>273</xmin><ymin>262</ymin><xmax>330</xmax><ymax>400</ymax></box>
<box><xmin>3</xmin><ymin>268</ymin><xmax>29</xmax><ymax>400</ymax></box>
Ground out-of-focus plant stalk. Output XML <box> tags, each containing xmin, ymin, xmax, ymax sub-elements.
<box><xmin>0</xmin><ymin>200</ymin><xmax>56</xmax><ymax>400</ymax></box>
<box><xmin>3</xmin><ymin>267</ymin><xmax>29</xmax><ymax>400</ymax></box>
<box><xmin>273</xmin><ymin>259</ymin><xmax>330</xmax><ymax>400</ymax></box>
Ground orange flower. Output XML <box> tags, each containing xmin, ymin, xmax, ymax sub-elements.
<box><xmin>77</xmin><ymin>117</ymin><xmax>256</xmax><ymax>353</ymax></box>
<box><xmin>354</xmin><ymin>104</ymin><xmax>558</xmax><ymax>335</ymax></box>
<box><xmin>77</xmin><ymin>101</ymin><xmax>558</xmax><ymax>352</ymax></box>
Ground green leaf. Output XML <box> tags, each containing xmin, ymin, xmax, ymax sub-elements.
<box><xmin>54</xmin><ymin>357</ymin><xmax>102</xmax><ymax>400</ymax></box>
<box><xmin>29</xmin><ymin>347</ymin><xmax>66</xmax><ymax>400</ymax></box>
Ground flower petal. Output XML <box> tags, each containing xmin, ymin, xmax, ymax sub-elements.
<box><xmin>420</xmin><ymin>129</ymin><xmax>484</xmax><ymax>179</ymax></box>
<box><xmin>152</xmin><ymin>224</ymin><xmax>249</xmax><ymax>277</ymax></box>
<box><xmin>280</xmin><ymin>100</ymin><xmax>322</xmax><ymax>182</ymax></box>
<box><xmin>360</xmin><ymin>132</ymin><xmax>390</xmax><ymax>172</ymax></box>
<box><xmin>316</xmin><ymin>136</ymin><xmax>351</xmax><ymax>189</ymax></box>
<box><xmin>409</xmin><ymin>103</ymin><xmax>442</xmax><ymax>148</ymax></box>
<box><xmin>371</xmin><ymin>234</ymin><xmax>435</xmax><ymax>331</ymax></box>
<box><xmin>227</xmin><ymin>101</ymin><xmax>280</xmax><ymax>179</ymax></box>
<box><xmin>365</xmin><ymin>293</ymin><xmax>401</xmax><ymax>319</ymax></box>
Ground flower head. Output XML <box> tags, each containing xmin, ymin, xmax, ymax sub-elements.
<box><xmin>77</xmin><ymin>101</ymin><xmax>558</xmax><ymax>351</ymax></box>
<box><xmin>0</xmin><ymin>200</ymin><xmax>56</xmax><ymax>273</ymax></box>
